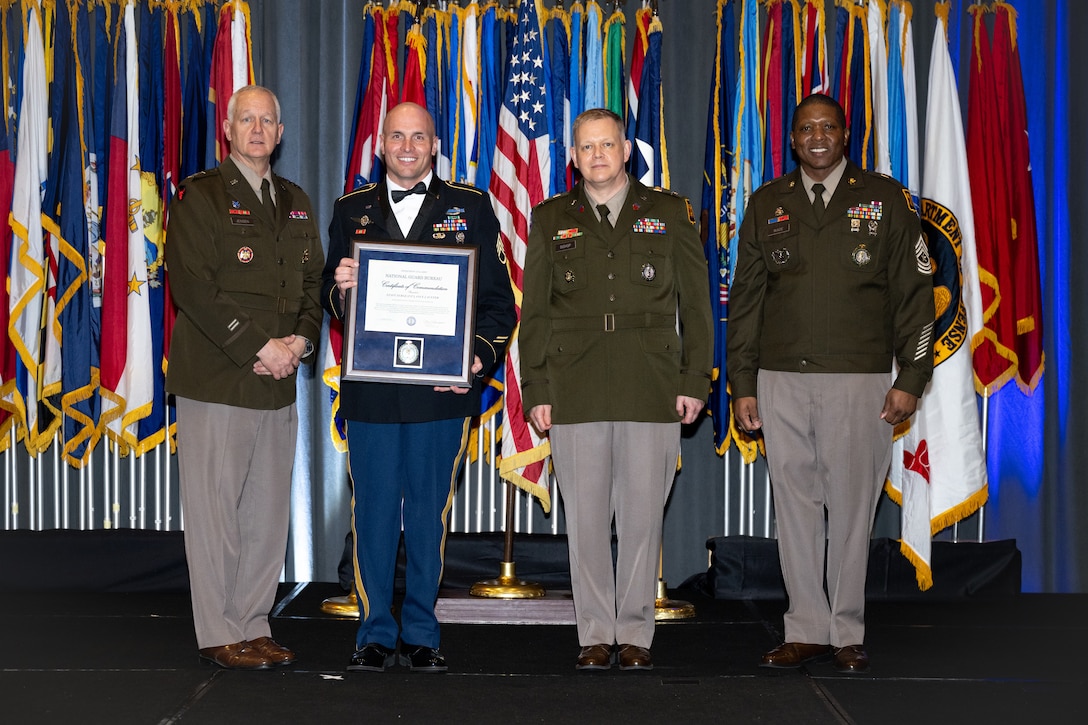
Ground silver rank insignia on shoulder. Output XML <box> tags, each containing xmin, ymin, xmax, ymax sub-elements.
<box><xmin>564</xmin><ymin>270</ymin><xmax>575</xmax><ymax>283</ymax></box>
<box><xmin>641</xmin><ymin>262</ymin><xmax>656</xmax><ymax>281</ymax></box>
<box><xmin>852</xmin><ymin>244</ymin><xmax>872</xmax><ymax>267</ymax></box>
<box><xmin>771</xmin><ymin>248</ymin><xmax>790</xmax><ymax>265</ymax></box>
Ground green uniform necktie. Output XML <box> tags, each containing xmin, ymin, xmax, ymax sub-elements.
<box><xmin>261</xmin><ymin>178</ymin><xmax>276</xmax><ymax>219</ymax></box>
<box><xmin>597</xmin><ymin>203</ymin><xmax>612</xmax><ymax>229</ymax></box>
<box><xmin>811</xmin><ymin>182</ymin><xmax>825</xmax><ymax>218</ymax></box>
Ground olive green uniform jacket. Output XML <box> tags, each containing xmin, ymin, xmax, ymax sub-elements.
<box><xmin>520</xmin><ymin>177</ymin><xmax>713</xmax><ymax>424</ymax></box>
<box><xmin>726</xmin><ymin>160</ymin><xmax>935</xmax><ymax>399</ymax></box>
<box><xmin>165</xmin><ymin>157</ymin><xmax>324</xmax><ymax>409</ymax></box>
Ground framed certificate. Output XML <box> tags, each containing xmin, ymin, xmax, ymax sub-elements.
<box><xmin>342</xmin><ymin>240</ymin><xmax>478</xmax><ymax>386</ymax></box>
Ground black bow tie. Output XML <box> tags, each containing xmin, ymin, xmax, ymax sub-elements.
<box><xmin>391</xmin><ymin>182</ymin><xmax>428</xmax><ymax>203</ymax></box>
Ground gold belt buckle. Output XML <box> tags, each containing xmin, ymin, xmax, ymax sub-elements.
<box><xmin>604</xmin><ymin>313</ymin><xmax>615</xmax><ymax>332</ymax></box>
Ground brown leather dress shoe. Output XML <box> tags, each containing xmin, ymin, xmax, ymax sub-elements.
<box><xmin>199</xmin><ymin>642</ymin><xmax>274</xmax><ymax>670</ymax></box>
<box><xmin>248</xmin><ymin>636</ymin><xmax>295</xmax><ymax>666</ymax></box>
<box><xmin>617</xmin><ymin>644</ymin><xmax>653</xmax><ymax>671</ymax></box>
<box><xmin>833</xmin><ymin>645</ymin><xmax>869</xmax><ymax>674</ymax></box>
<box><xmin>759</xmin><ymin>642</ymin><xmax>832</xmax><ymax>668</ymax></box>
<box><xmin>575</xmin><ymin>644</ymin><xmax>613</xmax><ymax>670</ymax></box>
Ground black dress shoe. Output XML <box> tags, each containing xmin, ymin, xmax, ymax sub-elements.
<box><xmin>347</xmin><ymin>643</ymin><xmax>396</xmax><ymax>672</ymax></box>
<box><xmin>398</xmin><ymin>644</ymin><xmax>448</xmax><ymax>672</ymax></box>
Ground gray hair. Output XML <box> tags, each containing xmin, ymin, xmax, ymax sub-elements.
<box><xmin>226</xmin><ymin>85</ymin><xmax>281</xmax><ymax>124</ymax></box>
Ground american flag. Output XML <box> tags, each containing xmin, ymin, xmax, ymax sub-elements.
<box><xmin>490</xmin><ymin>0</ymin><xmax>553</xmax><ymax>512</ymax></box>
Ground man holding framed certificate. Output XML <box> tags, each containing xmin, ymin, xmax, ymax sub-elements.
<box><xmin>322</xmin><ymin>102</ymin><xmax>515</xmax><ymax>674</ymax></box>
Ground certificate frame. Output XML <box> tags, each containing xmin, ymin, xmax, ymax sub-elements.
<box><xmin>342</xmin><ymin>240</ymin><xmax>478</xmax><ymax>386</ymax></box>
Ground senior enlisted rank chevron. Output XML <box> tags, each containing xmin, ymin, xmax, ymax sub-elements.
<box><xmin>322</xmin><ymin>102</ymin><xmax>515</xmax><ymax>674</ymax></box>
<box><xmin>520</xmin><ymin>108</ymin><xmax>713</xmax><ymax>672</ymax></box>
<box><xmin>726</xmin><ymin>93</ymin><xmax>935</xmax><ymax>675</ymax></box>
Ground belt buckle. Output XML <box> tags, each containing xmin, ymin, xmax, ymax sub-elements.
<box><xmin>604</xmin><ymin>313</ymin><xmax>615</xmax><ymax>332</ymax></box>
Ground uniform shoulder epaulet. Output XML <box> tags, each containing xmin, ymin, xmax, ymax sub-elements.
<box><xmin>866</xmin><ymin>169</ymin><xmax>908</xmax><ymax>190</ymax></box>
<box><xmin>337</xmin><ymin>182</ymin><xmax>377</xmax><ymax>203</ymax></box>
<box><xmin>279</xmin><ymin>176</ymin><xmax>305</xmax><ymax>191</ymax></box>
<box><xmin>180</xmin><ymin>167</ymin><xmax>217</xmax><ymax>187</ymax></box>
<box><xmin>446</xmin><ymin>180</ymin><xmax>487</xmax><ymax>196</ymax></box>
<box><xmin>533</xmin><ymin>189</ymin><xmax>571</xmax><ymax>211</ymax></box>
<box><xmin>651</xmin><ymin>186</ymin><xmax>681</xmax><ymax>197</ymax></box>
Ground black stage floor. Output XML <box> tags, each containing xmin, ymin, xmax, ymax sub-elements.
<box><xmin>2</xmin><ymin>583</ymin><xmax>1084</xmax><ymax>724</ymax></box>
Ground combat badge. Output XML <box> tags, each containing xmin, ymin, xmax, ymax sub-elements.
<box><xmin>237</xmin><ymin>246</ymin><xmax>254</xmax><ymax>263</ymax></box>
<box><xmin>851</xmin><ymin>244</ymin><xmax>872</xmax><ymax>267</ymax></box>
<box><xmin>641</xmin><ymin>262</ymin><xmax>657</xmax><ymax>281</ymax></box>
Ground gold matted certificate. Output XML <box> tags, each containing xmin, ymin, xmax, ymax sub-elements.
<box><xmin>342</xmin><ymin>240</ymin><xmax>478</xmax><ymax>386</ymax></box>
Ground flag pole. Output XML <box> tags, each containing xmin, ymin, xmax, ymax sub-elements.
<box><xmin>654</xmin><ymin>544</ymin><xmax>694</xmax><ymax>620</ymax></box>
<box><xmin>470</xmin><ymin>480</ymin><xmax>545</xmax><ymax>599</ymax></box>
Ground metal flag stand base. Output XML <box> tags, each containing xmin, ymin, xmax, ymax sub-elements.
<box><xmin>470</xmin><ymin>482</ymin><xmax>546</xmax><ymax>599</ymax></box>
<box><xmin>654</xmin><ymin>548</ymin><xmax>695</xmax><ymax>620</ymax></box>
<box><xmin>470</xmin><ymin>560</ymin><xmax>546</xmax><ymax>599</ymax></box>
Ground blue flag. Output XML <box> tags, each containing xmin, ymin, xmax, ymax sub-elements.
<box><xmin>43</xmin><ymin>1</ymin><xmax>98</xmax><ymax>464</ymax></box>
<box><xmin>475</xmin><ymin>3</ymin><xmax>503</xmax><ymax>191</ymax></box>
<box><xmin>343</xmin><ymin>8</ymin><xmax>375</xmax><ymax>191</ymax></box>
<box><xmin>547</xmin><ymin>6</ymin><xmax>571</xmax><ymax>193</ymax></box>
<box><xmin>701</xmin><ymin>0</ymin><xmax>735</xmax><ymax>455</ymax></box>
<box><xmin>631</xmin><ymin>15</ymin><xmax>665</xmax><ymax>187</ymax></box>
<box><xmin>181</xmin><ymin>3</ymin><xmax>211</xmax><ymax>179</ymax></box>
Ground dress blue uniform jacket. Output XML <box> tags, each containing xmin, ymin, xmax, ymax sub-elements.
<box><xmin>321</xmin><ymin>177</ymin><xmax>516</xmax><ymax>423</ymax></box>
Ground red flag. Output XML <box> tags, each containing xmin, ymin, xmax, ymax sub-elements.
<box><xmin>0</xmin><ymin>55</ymin><xmax>14</xmax><ymax>446</ymax></box>
<box><xmin>966</xmin><ymin>4</ymin><xmax>1018</xmax><ymax>395</ymax></box>
<box><xmin>402</xmin><ymin>17</ymin><xmax>426</xmax><ymax>107</ymax></box>
<box><xmin>761</xmin><ymin>0</ymin><xmax>785</xmax><ymax>178</ymax></box>
<box><xmin>344</xmin><ymin>5</ymin><xmax>395</xmax><ymax>191</ymax></box>
<box><xmin>209</xmin><ymin>4</ymin><xmax>235</xmax><ymax>162</ymax></box>
<box><xmin>994</xmin><ymin>2</ymin><xmax>1044</xmax><ymax>392</ymax></box>
<box><xmin>162</xmin><ymin>3</ymin><xmax>183</xmax><ymax>367</ymax></box>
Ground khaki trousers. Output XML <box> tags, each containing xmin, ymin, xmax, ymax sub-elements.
<box><xmin>550</xmin><ymin>421</ymin><xmax>679</xmax><ymax>648</ymax></box>
<box><xmin>758</xmin><ymin>370</ymin><xmax>891</xmax><ymax>648</ymax></box>
<box><xmin>176</xmin><ymin>397</ymin><xmax>297</xmax><ymax>649</ymax></box>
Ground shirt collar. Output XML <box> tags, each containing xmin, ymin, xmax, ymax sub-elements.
<box><xmin>799</xmin><ymin>156</ymin><xmax>848</xmax><ymax>200</ymax></box>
